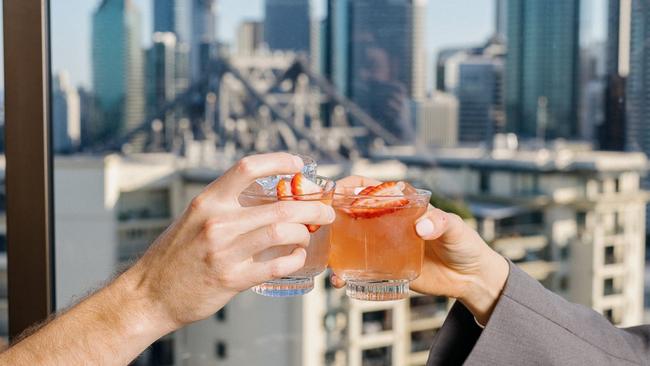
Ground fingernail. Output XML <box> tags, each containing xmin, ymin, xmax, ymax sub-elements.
<box><xmin>416</xmin><ymin>219</ymin><xmax>435</xmax><ymax>237</ymax></box>
<box><xmin>292</xmin><ymin>155</ymin><xmax>304</xmax><ymax>169</ymax></box>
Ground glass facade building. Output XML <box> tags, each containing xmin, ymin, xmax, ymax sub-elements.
<box><xmin>506</xmin><ymin>0</ymin><xmax>580</xmax><ymax>139</ymax></box>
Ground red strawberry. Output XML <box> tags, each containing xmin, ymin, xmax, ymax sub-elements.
<box><xmin>276</xmin><ymin>179</ymin><xmax>292</xmax><ymax>200</ymax></box>
<box><xmin>275</xmin><ymin>174</ymin><xmax>325</xmax><ymax>233</ymax></box>
<box><xmin>291</xmin><ymin>173</ymin><xmax>323</xmax><ymax>199</ymax></box>
<box><xmin>348</xmin><ymin>181</ymin><xmax>410</xmax><ymax>219</ymax></box>
<box><xmin>292</xmin><ymin>173</ymin><xmax>324</xmax><ymax>232</ymax></box>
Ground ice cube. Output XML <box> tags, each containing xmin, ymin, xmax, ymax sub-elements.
<box><xmin>401</xmin><ymin>182</ymin><xmax>419</xmax><ymax>195</ymax></box>
<box><xmin>255</xmin><ymin>155</ymin><xmax>317</xmax><ymax>190</ymax></box>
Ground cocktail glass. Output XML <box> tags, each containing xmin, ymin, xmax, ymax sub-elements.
<box><xmin>330</xmin><ymin>184</ymin><xmax>431</xmax><ymax>301</ymax></box>
<box><xmin>239</xmin><ymin>176</ymin><xmax>335</xmax><ymax>297</ymax></box>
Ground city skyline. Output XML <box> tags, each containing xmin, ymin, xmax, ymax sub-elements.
<box><xmin>52</xmin><ymin>0</ymin><xmax>504</xmax><ymax>91</ymax></box>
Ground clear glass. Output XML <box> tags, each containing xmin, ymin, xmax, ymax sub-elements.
<box><xmin>330</xmin><ymin>186</ymin><xmax>431</xmax><ymax>301</ymax></box>
<box><xmin>239</xmin><ymin>176</ymin><xmax>335</xmax><ymax>297</ymax></box>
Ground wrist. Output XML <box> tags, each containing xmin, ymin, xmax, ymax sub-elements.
<box><xmin>458</xmin><ymin>249</ymin><xmax>509</xmax><ymax>325</ymax></box>
<box><xmin>108</xmin><ymin>268</ymin><xmax>180</xmax><ymax>340</ymax></box>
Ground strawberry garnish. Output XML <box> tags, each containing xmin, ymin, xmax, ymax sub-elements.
<box><xmin>291</xmin><ymin>173</ymin><xmax>323</xmax><ymax>199</ymax></box>
<box><xmin>276</xmin><ymin>179</ymin><xmax>292</xmax><ymax>200</ymax></box>
<box><xmin>347</xmin><ymin>181</ymin><xmax>410</xmax><ymax>219</ymax></box>
<box><xmin>275</xmin><ymin>173</ymin><xmax>324</xmax><ymax>233</ymax></box>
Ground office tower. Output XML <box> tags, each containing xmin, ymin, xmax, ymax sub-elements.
<box><xmin>236</xmin><ymin>21</ymin><xmax>264</xmax><ymax>56</ymax></box>
<box><xmin>324</xmin><ymin>0</ymin><xmax>351</xmax><ymax>95</ymax></box>
<box><xmin>191</xmin><ymin>0</ymin><xmax>218</xmax><ymax>81</ymax></box>
<box><xmin>77</xmin><ymin>87</ymin><xmax>96</xmax><ymax>150</ymax></box>
<box><xmin>495</xmin><ymin>0</ymin><xmax>507</xmax><ymax>41</ymax></box>
<box><xmin>627</xmin><ymin>0</ymin><xmax>650</xmax><ymax>154</ymax></box>
<box><xmin>505</xmin><ymin>0</ymin><xmax>581</xmax><ymax>139</ymax></box>
<box><xmin>154</xmin><ymin>0</ymin><xmax>190</xmax><ymax>42</ymax></box>
<box><xmin>457</xmin><ymin>57</ymin><xmax>504</xmax><ymax>143</ymax></box>
<box><xmin>601</xmin><ymin>0</ymin><xmax>631</xmax><ymax>151</ymax></box>
<box><xmin>435</xmin><ymin>47</ymin><xmax>469</xmax><ymax>93</ymax></box>
<box><xmin>343</xmin><ymin>0</ymin><xmax>426</xmax><ymax>141</ymax></box>
<box><xmin>264</xmin><ymin>0</ymin><xmax>310</xmax><ymax>53</ymax></box>
<box><xmin>92</xmin><ymin>0</ymin><xmax>145</xmax><ymax>141</ymax></box>
<box><xmin>415</xmin><ymin>92</ymin><xmax>458</xmax><ymax>147</ymax></box>
<box><xmin>52</xmin><ymin>72</ymin><xmax>81</xmax><ymax>153</ymax></box>
<box><xmin>147</xmin><ymin>32</ymin><xmax>177</xmax><ymax>116</ymax></box>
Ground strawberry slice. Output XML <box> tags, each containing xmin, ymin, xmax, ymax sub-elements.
<box><xmin>347</xmin><ymin>181</ymin><xmax>410</xmax><ymax>219</ymax></box>
<box><xmin>275</xmin><ymin>174</ymin><xmax>324</xmax><ymax>233</ymax></box>
<box><xmin>276</xmin><ymin>179</ymin><xmax>292</xmax><ymax>200</ymax></box>
<box><xmin>292</xmin><ymin>173</ymin><xmax>324</xmax><ymax>232</ymax></box>
<box><xmin>291</xmin><ymin>173</ymin><xmax>323</xmax><ymax>199</ymax></box>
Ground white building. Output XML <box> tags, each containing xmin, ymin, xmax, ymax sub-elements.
<box><xmin>52</xmin><ymin>71</ymin><xmax>81</xmax><ymax>153</ymax></box>
<box><xmin>414</xmin><ymin>92</ymin><xmax>458</xmax><ymax>148</ymax></box>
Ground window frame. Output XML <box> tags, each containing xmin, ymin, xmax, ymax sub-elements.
<box><xmin>3</xmin><ymin>0</ymin><xmax>55</xmax><ymax>339</ymax></box>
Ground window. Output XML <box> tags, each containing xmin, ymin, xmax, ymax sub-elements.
<box><xmin>362</xmin><ymin>309</ymin><xmax>393</xmax><ymax>335</ymax></box>
<box><xmin>411</xmin><ymin>329</ymin><xmax>437</xmax><ymax>353</ymax></box>
<box><xmin>0</xmin><ymin>0</ymin><xmax>629</xmax><ymax>362</ymax></box>
<box><xmin>409</xmin><ymin>295</ymin><xmax>448</xmax><ymax>321</ymax></box>
<box><xmin>362</xmin><ymin>346</ymin><xmax>392</xmax><ymax>366</ymax></box>
<box><xmin>604</xmin><ymin>245</ymin><xmax>617</xmax><ymax>265</ymax></box>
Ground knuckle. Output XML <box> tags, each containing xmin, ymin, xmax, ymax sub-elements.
<box><xmin>190</xmin><ymin>194</ymin><xmax>207</xmax><ymax>212</ymax></box>
<box><xmin>202</xmin><ymin>218</ymin><xmax>225</xmax><ymax>241</ymax></box>
<box><xmin>235</xmin><ymin>156</ymin><xmax>256</xmax><ymax>177</ymax></box>
<box><xmin>268</xmin><ymin>262</ymin><xmax>284</xmax><ymax>279</ymax></box>
<box><xmin>265</xmin><ymin>223</ymin><xmax>284</xmax><ymax>243</ymax></box>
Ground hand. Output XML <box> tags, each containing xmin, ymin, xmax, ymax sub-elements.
<box><xmin>123</xmin><ymin>153</ymin><xmax>336</xmax><ymax>330</ymax></box>
<box><xmin>332</xmin><ymin>176</ymin><xmax>508</xmax><ymax>325</ymax></box>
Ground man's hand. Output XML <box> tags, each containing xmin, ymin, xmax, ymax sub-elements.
<box><xmin>126</xmin><ymin>152</ymin><xmax>335</xmax><ymax>328</ymax></box>
<box><xmin>332</xmin><ymin>176</ymin><xmax>508</xmax><ymax>325</ymax></box>
<box><xmin>0</xmin><ymin>153</ymin><xmax>335</xmax><ymax>366</ymax></box>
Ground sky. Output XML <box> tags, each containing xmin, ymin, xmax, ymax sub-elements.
<box><xmin>49</xmin><ymin>0</ymin><xmax>606</xmax><ymax>91</ymax></box>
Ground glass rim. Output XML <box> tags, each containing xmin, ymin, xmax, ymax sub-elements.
<box><xmin>333</xmin><ymin>187</ymin><xmax>432</xmax><ymax>200</ymax></box>
<box><xmin>241</xmin><ymin>175</ymin><xmax>336</xmax><ymax>199</ymax></box>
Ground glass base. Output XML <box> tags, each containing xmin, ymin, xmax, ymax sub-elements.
<box><xmin>345</xmin><ymin>280</ymin><xmax>409</xmax><ymax>301</ymax></box>
<box><xmin>252</xmin><ymin>277</ymin><xmax>314</xmax><ymax>297</ymax></box>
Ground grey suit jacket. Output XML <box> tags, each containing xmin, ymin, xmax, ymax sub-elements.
<box><xmin>426</xmin><ymin>262</ymin><xmax>650</xmax><ymax>365</ymax></box>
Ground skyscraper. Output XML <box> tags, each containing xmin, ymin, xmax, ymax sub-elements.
<box><xmin>191</xmin><ymin>0</ymin><xmax>218</xmax><ymax>81</ymax></box>
<box><xmin>264</xmin><ymin>0</ymin><xmax>310</xmax><ymax>53</ymax></box>
<box><xmin>505</xmin><ymin>0</ymin><xmax>581</xmax><ymax>139</ymax></box>
<box><xmin>495</xmin><ymin>0</ymin><xmax>507</xmax><ymax>41</ymax></box>
<box><xmin>627</xmin><ymin>0</ymin><xmax>650</xmax><ymax>154</ymax></box>
<box><xmin>236</xmin><ymin>20</ymin><xmax>264</xmax><ymax>56</ymax></box>
<box><xmin>153</xmin><ymin>0</ymin><xmax>191</xmax><ymax>43</ymax></box>
<box><xmin>601</xmin><ymin>0</ymin><xmax>631</xmax><ymax>151</ymax></box>
<box><xmin>325</xmin><ymin>0</ymin><xmax>426</xmax><ymax>141</ymax></box>
<box><xmin>457</xmin><ymin>57</ymin><xmax>504</xmax><ymax>143</ymax></box>
<box><xmin>147</xmin><ymin>33</ymin><xmax>177</xmax><ymax>116</ymax></box>
<box><xmin>92</xmin><ymin>0</ymin><xmax>145</xmax><ymax>141</ymax></box>
<box><xmin>52</xmin><ymin>72</ymin><xmax>81</xmax><ymax>153</ymax></box>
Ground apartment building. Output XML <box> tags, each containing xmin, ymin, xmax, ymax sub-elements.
<box><xmin>6</xmin><ymin>145</ymin><xmax>643</xmax><ymax>365</ymax></box>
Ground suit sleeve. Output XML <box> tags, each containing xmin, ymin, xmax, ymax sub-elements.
<box><xmin>426</xmin><ymin>261</ymin><xmax>650</xmax><ymax>366</ymax></box>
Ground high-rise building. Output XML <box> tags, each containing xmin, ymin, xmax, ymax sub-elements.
<box><xmin>415</xmin><ymin>92</ymin><xmax>458</xmax><ymax>147</ymax></box>
<box><xmin>601</xmin><ymin>0</ymin><xmax>631</xmax><ymax>151</ymax></box>
<box><xmin>495</xmin><ymin>0</ymin><xmax>507</xmax><ymax>41</ymax></box>
<box><xmin>52</xmin><ymin>72</ymin><xmax>81</xmax><ymax>153</ymax></box>
<box><xmin>627</xmin><ymin>0</ymin><xmax>650</xmax><ymax>155</ymax></box>
<box><xmin>236</xmin><ymin>20</ymin><xmax>264</xmax><ymax>56</ymax></box>
<box><xmin>328</xmin><ymin>0</ymin><xmax>427</xmax><ymax>141</ymax></box>
<box><xmin>505</xmin><ymin>0</ymin><xmax>581</xmax><ymax>139</ymax></box>
<box><xmin>457</xmin><ymin>57</ymin><xmax>504</xmax><ymax>143</ymax></box>
<box><xmin>92</xmin><ymin>0</ymin><xmax>145</xmax><ymax>142</ymax></box>
<box><xmin>147</xmin><ymin>32</ymin><xmax>178</xmax><ymax>116</ymax></box>
<box><xmin>153</xmin><ymin>0</ymin><xmax>191</xmax><ymax>42</ymax></box>
<box><xmin>324</xmin><ymin>0</ymin><xmax>351</xmax><ymax>96</ymax></box>
<box><xmin>264</xmin><ymin>0</ymin><xmax>310</xmax><ymax>53</ymax></box>
<box><xmin>191</xmin><ymin>0</ymin><xmax>218</xmax><ymax>81</ymax></box>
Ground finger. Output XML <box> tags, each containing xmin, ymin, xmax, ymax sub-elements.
<box><xmin>329</xmin><ymin>273</ymin><xmax>346</xmax><ymax>288</ymax></box>
<box><xmin>414</xmin><ymin>207</ymin><xmax>466</xmax><ymax>243</ymax></box>
<box><xmin>202</xmin><ymin>152</ymin><xmax>304</xmax><ymax>203</ymax></box>
<box><xmin>234</xmin><ymin>200</ymin><xmax>335</xmax><ymax>234</ymax></box>
<box><xmin>247</xmin><ymin>247</ymin><xmax>307</xmax><ymax>283</ymax></box>
<box><xmin>233</xmin><ymin>223</ymin><xmax>310</xmax><ymax>260</ymax></box>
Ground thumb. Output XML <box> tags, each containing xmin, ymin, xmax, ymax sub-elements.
<box><xmin>415</xmin><ymin>207</ymin><xmax>467</xmax><ymax>244</ymax></box>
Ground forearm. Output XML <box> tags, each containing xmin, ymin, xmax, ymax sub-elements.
<box><xmin>0</xmin><ymin>271</ymin><xmax>175</xmax><ymax>365</ymax></box>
